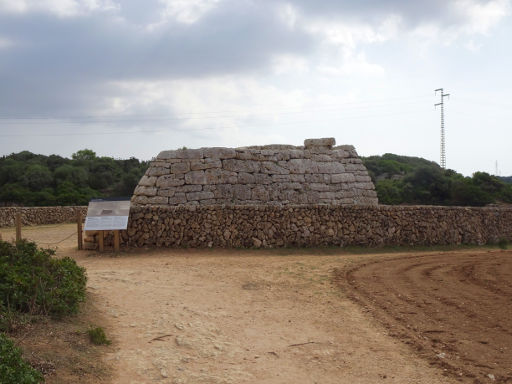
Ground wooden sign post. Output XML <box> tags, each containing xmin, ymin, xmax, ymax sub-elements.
<box><xmin>98</xmin><ymin>231</ymin><xmax>104</xmax><ymax>252</ymax></box>
<box><xmin>114</xmin><ymin>230</ymin><xmax>120</xmax><ymax>252</ymax></box>
<box><xmin>15</xmin><ymin>212</ymin><xmax>22</xmax><ymax>242</ymax></box>
<box><xmin>77</xmin><ymin>211</ymin><xmax>83</xmax><ymax>250</ymax></box>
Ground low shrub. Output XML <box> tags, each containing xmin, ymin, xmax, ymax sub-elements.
<box><xmin>87</xmin><ymin>327</ymin><xmax>111</xmax><ymax>345</ymax></box>
<box><xmin>0</xmin><ymin>333</ymin><xmax>43</xmax><ymax>384</ymax></box>
<box><xmin>0</xmin><ymin>240</ymin><xmax>87</xmax><ymax>317</ymax></box>
<box><xmin>498</xmin><ymin>239</ymin><xmax>508</xmax><ymax>250</ymax></box>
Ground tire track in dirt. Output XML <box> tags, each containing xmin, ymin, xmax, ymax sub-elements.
<box><xmin>336</xmin><ymin>251</ymin><xmax>512</xmax><ymax>384</ymax></box>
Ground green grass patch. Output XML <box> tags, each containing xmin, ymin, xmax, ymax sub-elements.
<box><xmin>87</xmin><ymin>327</ymin><xmax>111</xmax><ymax>345</ymax></box>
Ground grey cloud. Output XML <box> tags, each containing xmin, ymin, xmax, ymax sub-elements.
<box><xmin>0</xmin><ymin>0</ymin><xmax>504</xmax><ymax>118</ymax></box>
<box><xmin>278</xmin><ymin>0</ymin><xmax>494</xmax><ymax>27</ymax></box>
<box><xmin>0</xmin><ymin>1</ymin><xmax>313</xmax><ymax>116</ymax></box>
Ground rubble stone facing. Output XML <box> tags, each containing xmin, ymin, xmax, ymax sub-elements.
<box><xmin>0</xmin><ymin>206</ymin><xmax>87</xmax><ymax>227</ymax></box>
<box><xmin>121</xmin><ymin>205</ymin><xmax>512</xmax><ymax>248</ymax></box>
<box><xmin>132</xmin><ymin>138</ymin><xmax>379</xmax><ymax>206</ymax></box>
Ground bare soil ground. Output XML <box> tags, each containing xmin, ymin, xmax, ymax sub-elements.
<box><xmin>2</xmin><ymin>224</ymin><xmax>509</xmax><ymax>384</ymax></box>
<box><xmin>337</xmin><ymin>251</ymin><xmax>512</xmax><ymax>384</ymax></box>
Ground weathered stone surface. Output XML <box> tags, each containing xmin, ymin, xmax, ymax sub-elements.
<box><xmin>223</xmin><ymin>159</ymin><xmax>260</xmax><ymax>173</ymax></box>
<box><xmin>132</xmin><ymin>138</ymin><xmax>377</xmax><ymax>207</ymax></box>
<box><xmin>110</xmin><ymin>205</ymin><xmax>512</xmax><ymax>249</ymax></box>
<box><xmin>331</xmin><ymin>173</ymin><xmax>356</xmax><ymax>184</ymax></box>
<box><xmin>171</xmin><ymin>162</ymin><xmax>190</xmax><ymax>174</ymax></box>
<box><xmin>185</xmin><ymin>171</ymin><xmax>206</xmax><ymax>185</ymax></box>
<box><xmin>147</xmin><ymin>196</ymin><xmax>168</xmax><ymax>204</ymax></box>
<box><xmin>233</xmin><ymin>185</ymin><xmax>252</xmax><ymax>200</ymax></box>
<box><xmin>186</xmin><ymin>191</ymin><xmax>215</xmax><ymax>201</ymax></box>
<box><xmin>252</xmin><ymin>186</ymin><xmax>269</xmax><ymax>201</ymax></box>
<box><xmin>238</xmin><ymin>172</ymin><xmax>255</xmax><ymax>184</ymax></box>
<box><xmin>176</xmin><ymin>185</ymin><xmax>203</xmax><ymax>192</ymax></box>
<box><xmin>138</xmin><ymin>176</ymin><xmax>157</xmax><ymax>187</ymax></box>
<box><xmin>157</xmin><ymin>188</ymin><xmax>176</xmax><ymax>197</ymax></box>
<box><xmin>317</xmin><ymin>162</ymin><xmax>345</xmax><ymax>174</ymax></box>
<box><xmin>304</xmin><ymin>137</ymin><xmax>336</xmax><ymax>149</ymax></box>
<box><xmin>134</xmin><ymin>186</ymin><xmax>157</xmax><ymax>196</ymax></box>
<box><xmin>156</xmin><ymin>175</ymin><xmax>185</xmax><ymax>188</ymax></box>
<box><xmin>158</xmin><ymin>148</ymin><xmax>204</xmax><ymax>160</ymax></box>
<box><xmin>147</xmin><ymin>167</ymin><xmax>170</xmax><ymax>177</ymax></box>
<box><xmin>1</xmin><ymin>206</ymin><xmax>89</xmax><ymax>228</ymax></box>
<box><xmin>168</xmin><ymin>193</ymin><xmax>187</xmax><ymax>205</ymax></box>
<box><xmin>190</xmin><ymin>159</ymin><xmax>222</xmax><ymax>171</ymax></box>
<box><xmin>261</xmin><ymin>161</ymin><xmax>289</xmax><ymax>175</ymax></box>
<box><xmin>203</xmin><ymin>147</ymin><xmax>236</xmax><ymax>159</ymax></box>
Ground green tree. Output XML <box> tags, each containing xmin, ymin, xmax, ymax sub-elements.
<box><xmin>22</xmin><ymin>165</ymin><xmax>53</xmax><ymax>191</ymax></box>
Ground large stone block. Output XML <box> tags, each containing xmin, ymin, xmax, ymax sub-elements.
<box><xmin>190</xmin><ymin>158</ymin><xmax>222</xmax><ymax>171</ymax></box>
<box><xmin>233</xmin><ymin>185</ymin><xmax>252</xmax><ymax>200</ymax></box>
<box><xmin>171</xmin><ymin>162</ymin><xmax>190</xmax><ymax>174</ymax></box>
<box><xmin>205</xmin><ymin>169</ymin><xmax>238</xmax><ymax>184</ymax></box>
<box><xmin>304</xmin><ymin>137</ymin><xmax>335</xmax><ymax>149</ymax></box>
<box><xmin>185</xmin><ymin>170</ymin><xmax>207</xmax><ymax>185</ymax></box>
<box><xmin>158</xmin><ymin>148</ymin><xmax>204</xmax><ymax>160</ymax></box>
<box><xmin>203</xmin><ymin>147</ymin><xmax>236</xmax><ymax>159</ymax></box>
<box><xmin>261</xmin><ymin>161</ymin><xmax>290</xmax><ymax>175</ymax></box>
<box><xmin>138</xmin><ymin>176</ymin><xmax>157</xmax><ymax>187</ymax></box>
<box><xmin>238</xmin><ymin>172</ymin><xmax>255</xmax><ymax>184</ymax></box>
<box><xmin>252</xmin><ymin>186</ymin><xmax>269</xmax><ymax>201</ymax></box>
<box><xmin>331</xmin><ymin>173</ymin><xmax>356</xmax><ymax>183</ymax></box>
<box><xmin>147</xmin><ymin>167</ymin><xmax>170</xmax><ymax>177</ymax></box>
<box><xmin>186</xmin><ymin>191</ymin><xmax>215</xmax><ymax>201</ymax></box>
<box><xmin>223</xmin><ymin>159</ymin><xmax>261</xmax><ymax>173</ymax></box>
<box><xmin>285</xmin><ymin>159</ymin><xmax>307</xmax><ymax>174</ymax></box>
<box><xmin>156</xmin><ymin>175</ymin><xmax>185</xmax><ymax>188</ymax></box>
<box><xmin>134</xmin><ymin>186</ymin><xmax>157</xmax><ymax>196</ymax></box>
<box><xmin>317</xmin><ymin>162</ymin><xmax>345</xmax><ymax>174</ymax></box>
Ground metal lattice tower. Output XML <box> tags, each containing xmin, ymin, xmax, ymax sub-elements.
<box><xmin>435</xmin><ymin>88</ymin><xmax>450</xmax><ymax>169</ymax></box>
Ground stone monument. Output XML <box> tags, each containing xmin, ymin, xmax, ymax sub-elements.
<box><xmin>132</xmin><ymin>138</ymin><xmax>378</xmax><ymax>206</ymax></box>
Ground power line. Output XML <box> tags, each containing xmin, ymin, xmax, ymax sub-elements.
<box><xmin>435</xmin><ymin>88</ymin><xmax>450</xmax><ymax>169</ymax></box>
<box><xmin>0</xmin><ymin>95</ymin><xmax>432</xmax><ymax>122</ymax></box>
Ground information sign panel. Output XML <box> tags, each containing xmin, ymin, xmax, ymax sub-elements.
<box><xmin>84</xmin><ymin>199</ymin><xmax>130</xmax><ymax>231</ymax></box>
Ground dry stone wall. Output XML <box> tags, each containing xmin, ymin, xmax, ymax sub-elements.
<box><xmin>132</xmin><ymin>138</ymin><xmax>378</xmax><ymax>207</ymax></box>
<box><xmin>0</xmin><ymin>206</ymin><xmax>87</xmax><ymax>227</ymax></box>
<box><xmin>121</xmin><ymin>205</ymin><xmax>512</xmax><ymax>248</ymax></box>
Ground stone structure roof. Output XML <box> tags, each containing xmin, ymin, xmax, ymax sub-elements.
<box><xmin>132</xmin><ymin>138</ymin><xmax>378</xmax><ymax>206</ymax></box>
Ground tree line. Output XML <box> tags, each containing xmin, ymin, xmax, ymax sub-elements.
<box><xmin>0</xmin><ymin>149</ymin><xmax>148</xmax><ymax>206</ymax></box>
<box><xmin>362</xmin><ymin>154</ymin><xmax>512</xmax><ymax>206</ymax></box>
<box><xmin>0</xmin><ymin>150</ymin><xmax>510</xmax><ymax>207</ymax></box>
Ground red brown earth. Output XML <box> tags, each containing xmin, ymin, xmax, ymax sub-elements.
<box><xmin>337</xmin><ymin>251</ymin><xmax>512</xmax><ymax>384</ymax></box>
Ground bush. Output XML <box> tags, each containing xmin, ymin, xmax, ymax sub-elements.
<box><xmin>498</xmin><ymin>239</ymin><xmax>508</xmax><ymax>250</ymax></box>
<box><xmin>0</xmin><ymin>333</ymin><xmax>43</xmax><ymax>383</ymax></box>
<box><xmin>0</xmin><ymin>240</ymin><xmax>87</xmax><ymax>317</ymax></box>
<box><xmin>87</xmin><ymin>327</ymin><xmax>111</xmax><ymax>345</ymax></box>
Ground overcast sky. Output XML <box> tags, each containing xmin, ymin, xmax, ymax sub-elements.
<box><xmin>0</xmin><ymin>0</ymin><xmax>511</xmax><ymax>176</ymax></box>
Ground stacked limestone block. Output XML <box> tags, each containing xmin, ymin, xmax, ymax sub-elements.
<box><xmin>132</xmin><ymin>138</ymin><xmax>378</xmax><ymax>206</ymax></box>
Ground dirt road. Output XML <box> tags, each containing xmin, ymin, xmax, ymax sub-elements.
<box><xmin>2</xmin><ymin>224</ymin><xmax>500</xmax><ymax>383</ymax></box>
<box><xmin>338</xmin><ymin>251</ymin><xmax>512</xmax><ymax>384</ymax></box>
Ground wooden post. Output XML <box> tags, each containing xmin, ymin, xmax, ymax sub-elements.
<box><xmin>114</xmin><ymin>230</ymin><xmax>120</xmax><ymax>252</ymax></box>
<box><xmin>77</xmin><ymin>211</ymin><xmax>83</xmax><ymax>250</ymax></box>
<box><xmin>98</xmin><ymin>230</ymin><xmax>104</xmax><ymax>252</ymax></box>
<box><xmin>15</xmin><ymin>212</ymin><xmax>22</xmax><ymax>242</ymax></box>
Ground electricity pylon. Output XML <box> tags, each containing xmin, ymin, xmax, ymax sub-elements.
<box><xmin>435</xmin><ymin>88</ymin><xmax>450</xmax><ymax>169</ymax></box>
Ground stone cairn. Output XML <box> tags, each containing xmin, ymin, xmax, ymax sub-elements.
<box><xmin>132</xmin><ymin>138</ymin><xmax>378</xmax><ymax>206</ymax></box>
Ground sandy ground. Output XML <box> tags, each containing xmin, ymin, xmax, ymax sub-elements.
<box><xmin>0</xmin><ymin>224</ymin><xmax>474</xmax><ymax>384</ymax></box>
